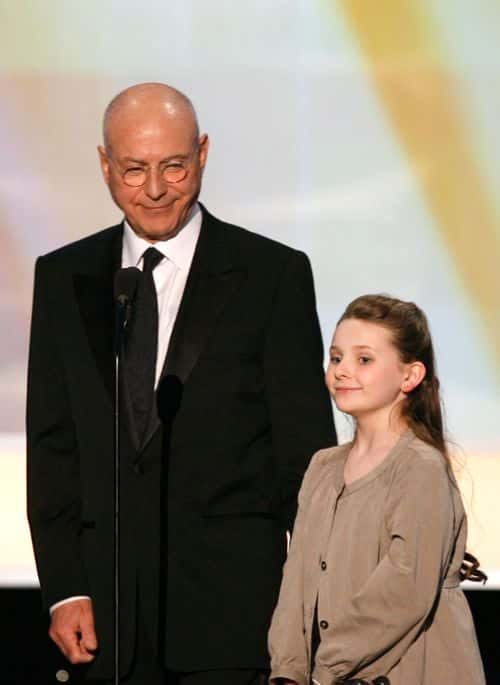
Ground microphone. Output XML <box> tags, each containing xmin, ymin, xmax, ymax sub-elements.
<box><xmin>114</xmin><ymin>266</ymin><xmax>141</xmax><ymax>310</ymax></box>
<box><xmin>114</xmin><ymin>267</ymin><xmax>142</xmax><ymax>351</ymax></box>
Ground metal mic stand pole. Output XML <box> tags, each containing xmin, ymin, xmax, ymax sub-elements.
<box><xmin>114</xmin><ymin>299</ymin><xmax>128</xmax><ymax>685</ymax></box>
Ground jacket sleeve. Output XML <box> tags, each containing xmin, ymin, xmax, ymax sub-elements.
<box><xmin>269</xmin><ymin>452</ymin><xmax>325</xmax><ymax>685</ymax></box>
<box><xmin>26</xmin><ymin>257</ymin><xmax>89</xmax><ymax>609</ymax></box>
<box><xmin>312</xmin><ymin>454</ymin><xmax>456</xmax><ymax>684</ymax></box>
<box><xmin>263</xmin><ymin>250</ymin><xmax>336</xmax><ymax>531</ymax></box>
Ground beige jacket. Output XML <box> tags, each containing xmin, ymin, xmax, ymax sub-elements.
<box><xmin>268</xmin><ymin>432</ymin><xmax>485</xmax><ymax>685</ymax></box>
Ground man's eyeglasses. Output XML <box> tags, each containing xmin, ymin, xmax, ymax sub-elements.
<box><xmin>122</xmin><ymin>161</ymin><xmax>190</xmax><ymax>187</ymax></box>
<box><xmin>117</xmin><ymin>161</ymin><xmax>189</xmax><ymax>187</ymax></box>
<box><xmin>107</xmin><ymin>151</ymin><xmax>197</xmax><ymax>187</ymax></box>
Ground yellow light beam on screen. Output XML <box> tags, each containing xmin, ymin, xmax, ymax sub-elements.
<box><xmin>337</xmin><ymin>0</ymin><xmax>500</xmax><ymax>370</ymax></box>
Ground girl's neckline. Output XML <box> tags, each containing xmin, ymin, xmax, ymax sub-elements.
<box><xmin>336</xmin><ymin>430</ymin><xmax>415</xmax><ymax>495</ymax></box>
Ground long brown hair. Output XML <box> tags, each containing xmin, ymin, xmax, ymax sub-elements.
<box><xmin>337</xmin><ymin>294</ymin><xmax>487</xmax><ymax>583</ymax></box>
<box><xmin>337</xmin><ymin>294</ymin><xmax>449</xmax><ymax>465</ymax></box>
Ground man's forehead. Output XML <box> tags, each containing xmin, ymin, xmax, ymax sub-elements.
<box><xmin>107</xmin><ymin>115</ymin><xmax>196</xmax><ymax>155</ymax></box>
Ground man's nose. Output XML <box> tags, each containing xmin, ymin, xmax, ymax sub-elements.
<box><xmin>144</xmin><ymin>168</ymin><xmax>167</xmax><ymax>200</ymax></box>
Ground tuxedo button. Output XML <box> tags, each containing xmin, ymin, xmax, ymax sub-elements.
<box><xmin>133</xmin><ymin>463</ymin><xmax>144</xmax><ymax>475</ymax></box>
<box><xmin>320</xmin><ymin>561</ymin><xmax>327</xmax><ymax>570</ymax></box>
<box><xmin>319</xmin><ymin>619</ymin><xmax>329</xmax><ymax>629</ymax></box>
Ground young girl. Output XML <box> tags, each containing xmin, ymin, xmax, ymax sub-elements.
<box><xmin>268</xmin><ymin>295</ymin><xmax>486</xmax><ymax>685</ymax></box>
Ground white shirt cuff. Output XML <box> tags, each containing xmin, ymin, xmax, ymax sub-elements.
<box><xmin>49</xmin><ymin>596</ymin><xmax>91</xmax><ymax>615</ymax></box>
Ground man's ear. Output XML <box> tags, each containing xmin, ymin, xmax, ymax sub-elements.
<box><xmin>97</xmin><ymin>145</ymin><xmax>110</xmax><ymax>185</ymax></box>
<box><xmin>401</xmin><ymin>361</ymin><xmax>426</xmax><ymax>393</ymax></box>
<box><xmin>198</xmin><ymin>133</ymin><xmax>210</xmax><ymax>170</ymax></box>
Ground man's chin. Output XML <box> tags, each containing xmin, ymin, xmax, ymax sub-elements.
<box><xmin>128</xmin><ymin>204</ymin><xmax>195</xmax><ymax>241</ymax></box>
<box><xmin>130</xmin><ymin>217</ymin><xmax>183</xmax><ymax>242</ymax></box>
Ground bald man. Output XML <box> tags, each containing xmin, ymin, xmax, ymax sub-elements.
<box><xmin>27</xmin><ymin>83</ymin><xmax>336</xmax><ymax>684</ymax></box>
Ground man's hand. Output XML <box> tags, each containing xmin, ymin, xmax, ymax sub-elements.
<box><xmin>49</xmin><ymin>598</ymin><xmax>98</xmax><ymax>664</ymax></box>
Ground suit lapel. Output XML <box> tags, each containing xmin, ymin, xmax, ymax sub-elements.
<box><xmin>73</xmin><ymin>225</ymin><xmax>123</xmax><ymax>406</ymax></box>
<box><xmin>140</xmin><ymin>208</ymin><xmax>246</xmax><ymax>451</ymax></box>
<box><xmin>163</xmin><ymin>212</ymin><xmax>245</xmax><ymax>383</ymax></box>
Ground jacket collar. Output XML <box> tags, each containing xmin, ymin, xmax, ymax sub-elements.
<box><xmin>73</xmin><ymin>206</ymin><xmax>245</xmax><ymax>453</ymax></box>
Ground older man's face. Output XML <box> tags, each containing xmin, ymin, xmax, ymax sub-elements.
<box><xmin>98</xmin><ymin>115</ymin><xmax>208</xmax><ymax>241</ymax></box>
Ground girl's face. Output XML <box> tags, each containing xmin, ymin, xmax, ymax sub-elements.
<box><xmin>326</xmin><ymin>318</ymin><xmax>419</xmax><ymax>423</ymax></box>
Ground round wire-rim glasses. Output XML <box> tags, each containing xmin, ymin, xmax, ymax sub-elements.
<box><xmin>118</xmin><ymin>160</ymin><xmax>190</xmax><ymax>187</ymax></box>
<box><xmin>106</xmin><ymin>145</ymin><xmax>201</xmax><ymax>187</ymax></box>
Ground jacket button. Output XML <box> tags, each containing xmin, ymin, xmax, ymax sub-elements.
<box><xmin>319</xmin><ymin>619</ymin><xmax>329</xmax><ymax>629</ymax></box>
<box><xmin>320</xmin><ymin>561</ymin><xmax>327</xmax><ymax>570</ymax></box>
<box><xmin>133</xmin><ymin>463</ymin><xmax>144</xmax><ymax>475</ymax></box>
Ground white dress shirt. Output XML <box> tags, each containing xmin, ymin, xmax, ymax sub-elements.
<box><xmin>121</xmin><ymin>203</ymin><xmax>201</xmax><ymax>386</ymax></box>
<box><xmin>50</xmin><ymin>204</ymin><xmax>202</xmax><ymax>614</ymax></box>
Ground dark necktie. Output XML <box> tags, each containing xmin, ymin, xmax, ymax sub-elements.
<box><xmin>125</xmin><ymin>246</ymin><xmax>164</xmax><ymax>444</ymax></box>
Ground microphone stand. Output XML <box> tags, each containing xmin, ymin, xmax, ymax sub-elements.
<box><xmin>114</xmin><ymin>295</ymin><xmax>130</xmax><ymax>685</ymax></box>
<box><xmin>112</xmin><ymin>267</ymin><xmax>140</xmax><ymax>685</ymax></box>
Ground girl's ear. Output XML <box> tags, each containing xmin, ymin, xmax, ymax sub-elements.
<box><xmin>401</xmin><ymin>361</ymin><xmax>426</xmax><ymax>393</ymax></box>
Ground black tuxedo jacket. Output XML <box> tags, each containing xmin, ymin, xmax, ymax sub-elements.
<box><xmin>27</xmin><ymin>207</ymin><xmax>336</xmax><ymax>679</ymax></box>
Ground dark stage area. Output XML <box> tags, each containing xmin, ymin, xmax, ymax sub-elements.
<box><xmin>1</xmin><ymin>588</ymin><xmax>498</xmax><ymax>684</ymax></box>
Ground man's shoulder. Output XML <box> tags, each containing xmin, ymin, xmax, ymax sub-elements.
<box><xmin>39</xmin><ymin>223</ymin><xmax>122</xmax><ymax>266</ymax></box>
<box><xmin>202</xmin><ymin>206</ymin><xmax>303</xmax><ymax>262</ymax></box>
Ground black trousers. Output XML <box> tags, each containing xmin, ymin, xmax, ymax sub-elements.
<box><xmin>93</xmin><ymin>597</ymin><xmax>269</xmax><ymax>685</ymax></box>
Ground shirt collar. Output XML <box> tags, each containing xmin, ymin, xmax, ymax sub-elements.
<box><xmin>122</xmin><ymin>203</ymin><xmax>202</xmax><ymax>271</ymax></box>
